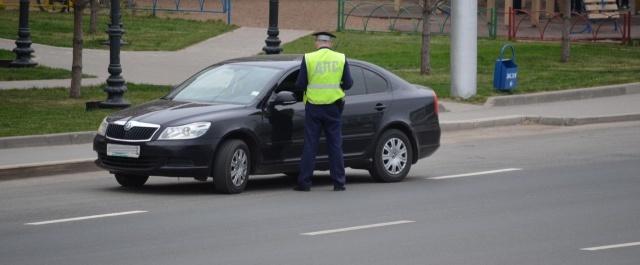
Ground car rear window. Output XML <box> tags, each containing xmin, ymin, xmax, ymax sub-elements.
<box><xmin>363</xmin><ymin>69</ymin><xmax>388</xmax><ymax>94</ymax></box>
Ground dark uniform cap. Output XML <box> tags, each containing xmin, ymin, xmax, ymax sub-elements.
<box><xmin>312</xmin><ymin>31</ymin><xmax>336</xmax><ymax>41</ymax></box>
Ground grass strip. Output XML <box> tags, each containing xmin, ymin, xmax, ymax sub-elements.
<box><xmin>282</xmin><ymin>32</ymin><xmax>640</xmax><ymax>102</ymax></box>
<box><xmin>0</xmin><ymin>83</ymin><xmax>170</xmax><ymax>137</ymax></box>
<box><xmin>0</xmin><ymin>10</ymin><xmax>237</xmax><ymax>51</ymax></box>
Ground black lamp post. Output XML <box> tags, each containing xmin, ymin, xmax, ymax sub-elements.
<box><xmin>99</xmin><ymin>0</ymin><xmax>130</xmax><ymax>108</ymax></box>
<box><xmin>11</xmin><ymin>0</ymin><xmax>37</xmax><ymax>68</ymax></box>
<box><xmin>262</xmin><ymin>0</ymin><xmax>282</xmax><ymax>54</ymax></box>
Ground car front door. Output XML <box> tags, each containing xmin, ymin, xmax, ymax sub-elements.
<box><xmin>259</xmin><ymin>70</ymin><xmax>306</xmax><ymax>167</ymax></box>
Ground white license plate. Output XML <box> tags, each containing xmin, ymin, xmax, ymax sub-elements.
<box><xmin>107</xmin><ymin>144</ymin><xmax>140</xmax><ymax>158</ymax></box>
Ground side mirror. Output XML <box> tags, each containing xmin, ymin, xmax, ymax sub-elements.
<box><xmin>271</xmin><ymin>91</ymin><xmax>297</xmax><ymax>106</ymax></box>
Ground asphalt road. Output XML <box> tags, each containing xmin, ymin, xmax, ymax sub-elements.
<box><xmin>1</xmin><ymin>122</ymin><xmax>639</xmax><ymax>265</ymax></box>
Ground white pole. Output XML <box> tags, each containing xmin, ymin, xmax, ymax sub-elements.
<box><xmin>450</xmin><ymin>0</ymin><xmax>477</xmax><ymax>99</ymax></box>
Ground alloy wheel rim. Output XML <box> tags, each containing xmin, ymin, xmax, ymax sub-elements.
<box><xmin>382</xmin><ymin>137</ymin><xmax>407</xmax><ymax>175</ymax></box>
<box><xmin>230</xmin><ymin>149</ymin><xmax>248</xmax><ymax>186</ymax></box>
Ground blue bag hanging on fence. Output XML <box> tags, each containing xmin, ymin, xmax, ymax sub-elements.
<box><xmin>493</xmin><ymin>44</ymin><xmax>518</xmax><ymax>91</ymax></box>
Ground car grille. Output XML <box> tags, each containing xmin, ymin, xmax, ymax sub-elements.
<box><xmin>106</xmin><ymin>124</ymin><xmax>158</xmax><ymax>141</ymax></box>
<box><xmin>99</xmin><ymin>154</ymin><xmax>161</xmax><ymax>169</ymax></box>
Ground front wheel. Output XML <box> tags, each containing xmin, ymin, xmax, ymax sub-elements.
<box><xmin>213</xmin><ymin>140</ymin><xmax>250</xmax><ymax>194</ymax></box>
<box><xmin>114</xmin><ymin>173</ymin><xmax>149</xmax><ymax>188</ymax></box>
<box><xmin>369</xmin><ymin>129</ymin><xmax>413</xmax><ymax>182</ymax></box>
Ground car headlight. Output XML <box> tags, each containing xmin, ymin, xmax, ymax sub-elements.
<box><xmin>97</xmin><ymin>118</ymin><xmax>108</xmax><ymax>136</ymax></box>
<box><xmin>158</xmin><ymin>122</ymin><xmax>211</xmax><ymax>140</ymax></box>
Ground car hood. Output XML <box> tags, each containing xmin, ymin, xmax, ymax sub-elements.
<box><xmin>108</xmin><ymin>99</ymin><xmax>245</xmax><ymax>126</ymax></box>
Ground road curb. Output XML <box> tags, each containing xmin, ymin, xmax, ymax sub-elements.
<box><xmin>484</xmin><ymin>83</ymin><xmax>640</xmax><ymax>107</ymax></box>
<box><xmin>440</xmin><ymin>113</ymin><xmax>640</xmax><ymax>131</ymax></box>
<box><xmin>0</xmin><ymin>159</ymin><xmax>101</xmax><ymax>181</ymax></box>
<box><xmin>0</xmin><ymin>131</ymin><xmax>96</xmax><ymax>149</ymax></box>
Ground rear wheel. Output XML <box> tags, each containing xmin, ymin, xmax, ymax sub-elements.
<box><xmin>213</xmin><ymin>140</ymin><xmax>250</xmax><ymax>194</ymax></box>
<box><xmin>114</xmin><ymin>173</ymin><xmax>149</xmax><ymax>188</ymax></box>
<box><xmin>369</xmin><ymin>129</ymin><xmax>413</xmax><ymax>182</ymax></box>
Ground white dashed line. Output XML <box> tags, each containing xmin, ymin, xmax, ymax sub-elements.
<box><xmin>427</xmin><ymin>168</ymin><xmax>522</xmax><ymax>180</ymax></box>
<box><xmin>581</xmin><ymin>241</ymin><xmax>640</xmax><ymax>251</ymax></box>
<box><xmin>301</xmin><ymin>220</ymin><xmax>415</xmax><ymax>236</ymax></box>
<box><xmin>25</xmin><ymin>211</ymin><xmax>148</xmax><ymax>226</ymax></box>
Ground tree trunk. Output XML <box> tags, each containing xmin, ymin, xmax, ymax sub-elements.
<box><xmin>70</xmin><ymin>1</ymin><xmax>87</xmax><ymax>98</ymax></box>
<box><xmin>560</xmin><ymin>0</ymin><xmax>571</xmax><ymax>62</ymax></box>
<box><xmin>89</xmin><ymin>0</ymin><xmax>98</xmax><ymax>34</ymax></box>
<box><xmin>420</xmin><ymin>0</ymin><xmax>433</xmax><ymax>75</ymax></box>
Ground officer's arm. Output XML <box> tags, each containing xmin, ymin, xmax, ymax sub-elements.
<box><xmin>295</xmin><ymin>57</ymin><xmax>308</xmax><ymax>90</ymax></box>
<box><xmin>341</xmin><ymin>60</ymin><xmax>353</xmax><ymax>90</ymax></box>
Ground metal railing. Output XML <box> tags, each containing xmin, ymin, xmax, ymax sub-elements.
<box><xmin>126</xmin><ymin>0</ymin><xmax>231</xmax><ymax>24</ymax></box>
<box><xmin>337</xmin><ymin>0</ymin><xmax>498</xmax><ymax>39</ymax></box>
<box><xmin>507</xmin><ymin>7</ymin><xmax>633</xmax><ymax>43</ymax></box>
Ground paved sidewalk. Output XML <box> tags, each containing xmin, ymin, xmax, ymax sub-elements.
<box><xmin>440</xmin><ymin>93</ymin><xmax>640</xmax><ymax>121</ymax></box>
<box><xmin>0</xmin><ymin>27</ymin><xmax>312</xmax><ymax>88</ymax></box>
<box><xmin>0</xmin><ymin>78</ymin><xmax>104</xmax><ymax>90</ymax></box>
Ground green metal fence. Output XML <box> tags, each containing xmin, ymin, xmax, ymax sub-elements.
<box><xmin>337</xmin><ymin>0</ymin><xmax>497</xmax><ymax>39</ymax></box>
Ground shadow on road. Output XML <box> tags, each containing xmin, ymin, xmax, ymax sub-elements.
<box><xmin>101</xmin><ymin>172</ymin><xmax>384</xmax><ymax>195</ymax></box>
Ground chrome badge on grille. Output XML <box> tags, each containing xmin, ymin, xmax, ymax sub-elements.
<box><xmin>109</xmin><ymin>120</ymin><xmax>160</xmax><ymax>142</ymax></box>
<box><xmin>124</xmin><ymin>121</ymin><xmax>134</xmax><ymax>131</ymax></box>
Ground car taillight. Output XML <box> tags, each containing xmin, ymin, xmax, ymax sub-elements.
<box><xmin>433</xmin><ymin>91</ymin><xmax>439</xmax><ymax>115</ymax></box>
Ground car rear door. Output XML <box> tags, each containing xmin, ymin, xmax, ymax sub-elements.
<box><xmin>338</xmin><ymin>64</ymin><xmax>393</xmax><ymax>159</ymax></box>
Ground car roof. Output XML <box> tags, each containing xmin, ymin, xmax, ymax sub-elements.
<box><xmin>221</xmin><ymin>55</ymin><xmax>302</xmax><ymax>69</ymax></box>
<box><xmin>221</xmin><ymin>54</ymin><xmax>374</xmax><ymax>70</ymax></box>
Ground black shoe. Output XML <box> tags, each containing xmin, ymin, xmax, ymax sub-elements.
<box><xmin>333</xmin><ymin>186</ymin><xmax>346</xmax><ymax>191</ymax></box>
<box><xmin>293</xmin><ymin>186</ymin><xmax>310</xmax><ymax>192</ymax></box>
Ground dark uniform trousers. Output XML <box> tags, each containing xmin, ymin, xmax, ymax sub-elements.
<box><xmin>298</xmin><ymin>100</ymin><xmax>345</xmax><ymax>188</ymax></box>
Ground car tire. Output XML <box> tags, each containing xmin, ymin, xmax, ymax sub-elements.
<box><xmin>213</xmin><ymin>140</ymin><xmax>250</xmax><ymax>194</ymax></box>
<box><xmin>369</xmin><ymin>129</ymin><xmax>413</xmax><ymax>182</ymax></box>
<box><xmin>114</xmin><ymin>173</ymin><xmax>149</xmax><ymax>188</ymax></box>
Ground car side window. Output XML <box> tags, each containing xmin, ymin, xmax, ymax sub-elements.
<box><xmin>363</xmin><ymin>68</ymin><xmax>388</xmax><ymax>94</ymax></box>
<box><xmin>275</xmin><ymin>70</ymin><xmax>304</xmax><ymax>102</ymax></box>
<box><xmin>346</xmin><ymin>65</ymin><xmax>365</xmax><ymax>96</ymax></box>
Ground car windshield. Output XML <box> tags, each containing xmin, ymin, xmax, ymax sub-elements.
<box><xmin>170</xmin><ymin>64</ymin><xmax>281</xmax><ymax>104</ymax></box>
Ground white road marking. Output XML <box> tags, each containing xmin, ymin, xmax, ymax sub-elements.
<box><xmin>581</xmin><ymin>241</ymin><xmax>640</xmax><ymax>251</ymax></box>
<box><xmin>427</xmin><ymin>168</ymin><xmax>522</xmax><ymax>180</ymax></box>
<box><xmin>301</xmin><ymin>220</ymin><xmax>415</xmax><ymax>236</ymax></box>
<box><xmin>25</xmin><ymin>210</ymin><xmax>148</xmax><ymax>226</ymax></box>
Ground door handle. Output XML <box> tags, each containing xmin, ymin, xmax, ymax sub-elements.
<box><xmin>374</xmin><ymin>103</ymin><xmax>386</xmax><ymax>111</ymax></box>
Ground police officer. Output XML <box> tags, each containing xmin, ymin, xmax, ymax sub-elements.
<box><xmin>293</xmin><ymin>32</ymin><xmax>353</xmax><ymax>192</ymax></box>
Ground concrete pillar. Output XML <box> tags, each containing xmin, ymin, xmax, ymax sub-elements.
<box><xmin>546</xmin><ymin>0</ymin><xmax>555</xmax><ymax>15</ymax></box>
<box><xmin>532</xmin><ymin>0</ymin><xmax>540</xmax><ymax>26</ymax></box>
<box><xmin>450</xmin><ymin>0</ymin><xmax>477</xmax><ymax>99</ymax></box>
<box><xmin>394</xmin><ymin>0</ymin><xmax>402</xmax><ymax>11</ymax></box>
<box><xmin>504</xmin><ymin>0</ymin><xmax>512</xmax><ymax>26</ymax></box>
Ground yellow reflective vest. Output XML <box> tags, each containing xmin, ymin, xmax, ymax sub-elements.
<box><xmin>304</xmin><ymin>49</ymin><xmax>346</xmax><ymax>105</ymax></box>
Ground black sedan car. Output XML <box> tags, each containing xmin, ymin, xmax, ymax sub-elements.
<box><xmin>94</xmin><ymin>55</ymin><xmax>440</xmax><ymax>193</ymax></box>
